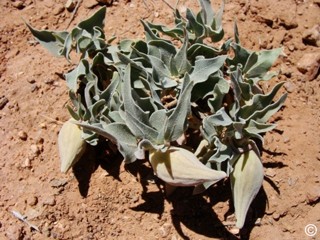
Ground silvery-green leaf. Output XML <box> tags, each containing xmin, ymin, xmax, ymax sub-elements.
<box><xmin>78</xmin><ymin>7</ymin><xmax>106</xmax><ymax>34</ymax></box>
<box><xmin>25</xmin><ymin>22</ymin><xmax>68</xmax><ymax>57</ymax></box>
<box><xmin>148</xmin><ymin>40</ymin><xmax>176</xmax><ymax>67</ymax></box>
<box><xmin>143</xmin><ymin>21</ymin><xmax>184</xmax><ymax>40</ymax></box>
<box><xmin>205</xmin><ymin>107</ymin><xmax>233</xmax><ymax>127</ymax></box>
<box><xmin>58</xmin><ymin>119</ymin><xmax>87</xmax><ymax>173</ymax></box>
<box><xmin>186</xmin><ymin>8</ymin><xmax>205</xmax><ymax>40</ymax></box>
<box><xmin>230</xmin><ymin>150</ymin><xmax>264</xmax><ymax>228</ymax></box>
<box><xmin>190</xmin><ymin>55</ymin><xmax>227</xmax><ymax>84</ymax></box>
<box><xmin>65</xmin><ymin>59</ymin><xmax>89</xmax><ymax>92</ymax></box>
<box><xmin>172</xmin><ymin>31</ymin><xmax>192</xmax><ymax>75</ymax></box>
<box><xmin>239</xmin><ymin>82</ymin><xmax>285</xmax><ymax>119</ymax></box>
<box><xmin>244</xmin><ymin>119</ymin><xmax>276</xmax><ymax>142</ymax></box>
<box><xmin>164</xmin><ymin>74</ymin><xmax>193</xmax><ymax>142</ymax></box>
<box><xmin>244</xmin><ymin>48</ymin><xmax>282</xmax><ymax>81</ymax></box>
<box><xmin>122</xmin><ymin>65</ymin><xmax>158</xmax><ymax>141</ymax></box>
<box><xmin>188</xmin><ymin>43</ymin><xmax>222</xmax><ymax>61</ymax></box>
<box><xmin>249</xmin><ymin>93</ymin><xmax>287</xmax><ymax>123</ymax></box>
<box><xmin>191</xmin><ymin>73</ymin><xmax>221</xmax><ymax>101</ymax></box>
<box><xmin>207</xmin><ymin>76</ymin><xmax>230</xmax><ymax>112</ymax></box>
<box><xmin>149</xmin><ymin>146</ymin><xmax>227</xmax><ymax>186</ymax></box>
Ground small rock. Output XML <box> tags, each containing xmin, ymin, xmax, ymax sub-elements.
<box><xmin>18</xmin><ymin>131</ymin><xmax>28</xmax><ymax>141</ymax></box>
<box><xmin>43</xmin><ymin>196</ymin><xmax>56</xmax><ymax>206</ymax></box>
<box><xmin>27</xmin><ymin>79</ymin><xmax>36</xmax><ymax>84</ymax></box>
<box><xmin>12</xmin><ymin>0</ymin><xmax>25</xmax><ymax>9</ymax></box>
<box><xmin>83</xmin><ymin>0</ymin><xmax>98</xmax><ymax>8</ymax></box>
<box><xmin>23</xmin><ymin>158</ymin><xmax>31</xmax><ymax>168</ymax></box>
<box><xmin>50</xmin><ymin>178</ymin><xmax>68</xmax><ymax>188</ymax></box>
<box><xmin>30</xmin><ymin>84</ymin><xmax>38</xmax><ymax>92</ymax></box>
<box><xmin>159</xmin><ymin>223</ymin><xmax>171</xmax><ymax>238</ymax></box>
<box><xmin>27</xmin><ymin>196</ymin><xmax>38</xmax><ymax>206</ymax></box>
<box><xmin>53</xmin><ymin>4</ymin><xmax>64</xmax><ymax>15</ymax></box>
<box><xmin>0</xmin><ymin>96</ymin><xmax>9</xmax><ymax>110</ymax></box>
<box><xmin>306</xmin><ymin>186</ymin><xmax>320</xmax><ymax>204</ymax></box>
<box><xmin>303</xmin><ymin>24</ymin><xmax>320</xmax><ymax>47</ymax></box>
<box><xmin>5</xmin><ymin>225</ymin><xmax>24</xmax><ymax>239</ymax></box>
<box><xmin>65</xmin><ymin>0</ymin><xmax>76</xmax><ymax>11</ymax></box>
<box><xmin>255</xmin><ymin>218</ymin><xmax>262</xmax><ymax>226</ymax></box>
<box><xmin>30</xmin><ymin>144</ymin><xmax>40</xmax><ymax>156</ymax></box>
<box><xmin>297</xmin><ymin>53</ymin><xmax>320</xmax><ymax>81</ymax></box>
<box><xmin>279</xmin><ymin>16</ymin><xmax>298</xmax><ymax>30</ymax></box>
<box><xmin>96</xmin><ymin>0</ymin><xmax>113</xmax><ymax>4</ymax></box>
<box><xmin>44</xmin><ymin>79</ymin><xmax>55</xmax><ymax>85</ymax></box>
<box><xmin>283</xmin><ymin>82</ymin><xmax>295</xmax><ymax>93</ymax></box>
<box><xmin>229</xmin><ymin>227</ymin><xmax>240</xmax><ymax>235</ymax></box>
<box><xmin>272</xmin><ymin>212</ymin><xmax>280</xmax><ymax>221</ymax></box>
<box><xmin>265</xmin><ymin>168</ymin><xmax>276</xmax><ymax>178</ymax></box>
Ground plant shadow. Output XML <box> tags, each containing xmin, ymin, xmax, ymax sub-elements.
<box><xmin>125</xmin><ymin>160</ymin><xmax>165</xmax><ymax>216</ymax></box>
<box><xmin>72</xmin><ymin>144</ymin><xmax>268</xmax><ymax>239</ymax></box>
<box><xmin>72</xmin><ymin>140</ymin><xmax>123</xmax><ymax>197</ymax></box>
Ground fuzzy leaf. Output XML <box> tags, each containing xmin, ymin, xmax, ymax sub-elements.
<box><xmin>190</xmin><ymin>55</ymin><xmax>227</xmax><ymax>84</ymax></box>
<box><xmin>26</xmin><ymin>22</ymin><xmax>68</xmax><ymax>57</ymax></box>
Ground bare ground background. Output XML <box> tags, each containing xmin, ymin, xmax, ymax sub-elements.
<box><xmin>0</xmin><ymin>0</ymin><xmax>319</xmax><ymax>239</ymax></box>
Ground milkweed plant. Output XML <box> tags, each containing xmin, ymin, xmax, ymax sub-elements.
<box><xmin>27</xmin><ymin>0</ymin><xmax>286</xmax><ymax>229</ymax></box>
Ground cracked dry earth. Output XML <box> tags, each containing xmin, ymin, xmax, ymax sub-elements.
<box><xmin>0</xmin><ymin>0</ymin><xmax>319</xmax><ymax>239</ymax></box>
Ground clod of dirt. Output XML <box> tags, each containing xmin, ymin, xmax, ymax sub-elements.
<box><xmin>303</xmin><ymin>24</ymin><xmax>320</xmax><ymax>47</ymax></box>
<box><xmin>296</xmin><ymin>53</ymin><xmax>320</xmax><ymax>81</ymax></box>
<box><xmin>18</xmin><ymin>131</ymin><xmax>28</xmax><ymax>141</ymax></box>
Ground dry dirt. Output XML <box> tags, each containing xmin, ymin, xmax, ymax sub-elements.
<box><xmin>0</xmin><ymin>0</ymin><xmax>319</xmax><ymax>239</ymax></box>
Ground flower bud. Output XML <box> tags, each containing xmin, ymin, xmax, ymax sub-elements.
<box><xmin>230</xmin><ymin>150</ymin><xmax>264</xmax><ymax>228</ymax></box>
<box><xmin>58</xmin><ymin>119</ymin><xmax>87</xmax><ymax>173</ymax></box>
<box><xmin>149</xmin><ymin>147</ymin><xmax>226</xmax><ymax>187</ymax></box>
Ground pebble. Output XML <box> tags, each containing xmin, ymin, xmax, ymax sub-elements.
<box><xmin>296</xmin><ymin>52</ymin><xmax>320</xmax><ymax>81</ymax></box>
<box><xmin>229</xmin><ymin>227</ymin><xmax>240</xmax><ymax>235</ymax></box>
<box><xmin>272</xmin><ymin>212</ymin><xmax>280</xmax><ymax>221</ymax></box>
<box><xmin>65</xmin><ymin>0</ymin><xmax>76</xmax><ymax>11</ymax></box>
<box><xmin>266</xmin><ymin>168</ymin><xmax>276</xmax><ymax>178</ymax></box>
<box><xmin>23</xmin><ymin>158</ymin><xmax>31</xmax><ymax>168</ymax></box>
<box><xmin>159</xmin><ymin>223</ymin><xmax>171</xmax><ymax>238</ymax></box>
<box><xmin>283</xmin><ymin>82</ymin><xmax>295</xmax><ymax>93</ymax></box>
<box><xmin>27</xmin><ymin>196</ymin><xmax>38</xmax><ymax>206</ymax></box>
<box><xmin>12</xmin><ymin>0</ymin><xmax>24</xmax><ymax>9</ymax></box>
<box><xmin>306</xmin><ymin>186</ymin><xmax>320</xmax><ymax>204</ymax></box>
<box><xmin>43</xmin><ymin>195</ymin><xmax>56</xmax><ymax>206</ymax></box>
<box><xmin>5</xmin><ymin>225</ymin><xmax>24</xmax><ymax>239</ymax></box>
<box><xmin>27</xmin><ymin>79</ymin><xmax>36</xmax><ymax>84</ymax></box>
<box><xmin>53</xmin><ymin>4</ymin><xmax>65</xmax><ymax>15</ymax></box>
<box><xmin>302</xmin><ymin>24</ymin><xmax>320</xmax><ymax>47</ymax></box>
<box><xmin>0</xmin><ymin>96</ymin><xmax>9</xmax><ymax>110</ymax></box>
<box><xmin>18</xmin><ymin>131</ymin><xmax>28</xmax><ymax>141</ymax></box>
<box><xmin>30</xmin><ymin>144</ymin><xmax>40</xmax><ymax>156</ymax></box>
<box><xmin>50</xmin><ymin>178</ymin><xmax>68</xmax><ymax>188</ymax></box>
<box><xmin>83</xmin><ymin>0</ymin><xmax>98</xmax><ymax>8</ymax></box>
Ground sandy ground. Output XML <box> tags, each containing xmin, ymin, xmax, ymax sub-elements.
<box><xmin>0</xmin><ymin>0</ymin><xmax>319</xmax><ymax>239</ymax></box>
